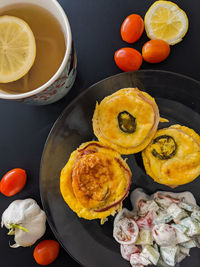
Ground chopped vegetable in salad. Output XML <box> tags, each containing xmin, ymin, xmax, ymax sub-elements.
<box><xmin>113</xmin><ymin>188</ymin><xmax>200</xmax><ymax>267</ymax></box>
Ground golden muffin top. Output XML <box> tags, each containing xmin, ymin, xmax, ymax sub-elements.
<box><xmin>142</xmin><ymin>124</ymin><xmax>200</xmax><ymax>187</ymax></box>
<box><xmin>93</xmin><ymin>88</ymin><xmax>160</xmax><ymax>154</ymax></box>
<box><xmin>60</xmin><ymin>141</ymin><xmax>131</xmax><ymax>221</ymax></box>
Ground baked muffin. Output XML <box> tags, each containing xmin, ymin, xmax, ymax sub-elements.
<box><xmin>92</xmin><ymin>88</ymin><xmax>160</xmax><ymax>154</ymax></box>
<box><xmin>60</xmin><ymin>141</ymin><xmax>131</xmax><ymax>222</ymax></box>
<box><xmin>142</xmin><ymin>124</ymin><xmax>200</xmax><ymax>187</ymax></box>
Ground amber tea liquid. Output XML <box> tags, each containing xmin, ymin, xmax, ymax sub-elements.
<box><xmin>0</xmin><ymin>3</ymin><xmax>66</xmax><ymax>93</ymax></box>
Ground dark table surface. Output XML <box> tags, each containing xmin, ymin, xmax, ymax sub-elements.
<box><xmin>0</xmin><ymin>0</ymin><xmax>200</xmax><ymax>266</ymax></box>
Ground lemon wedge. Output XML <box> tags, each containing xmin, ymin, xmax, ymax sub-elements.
<box><xmin>0</xmin><ymin>15</ymin><xmax>36</xmax><ymax>83</ymax></box>
<box><xmin>144</xmin><ymin>1</ymin><xmax>189</xmax><ymax>45</ymax></box>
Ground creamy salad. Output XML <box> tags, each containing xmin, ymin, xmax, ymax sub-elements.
<box><xmin>113</xmin><ymin>188</ymin><xmax>200</xmax><ymax>267</ymax></box>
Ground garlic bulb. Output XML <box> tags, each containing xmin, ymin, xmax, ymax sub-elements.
<box><xmin>1</xmin><ymin>198</ymin><xmax>46</xmax><ymax>247</ymax></box>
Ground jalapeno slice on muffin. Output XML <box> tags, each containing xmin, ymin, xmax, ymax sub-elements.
<box><xmin>151</xmin><ymin>135</ymin><xmax>177</xmax><ymax>160</ymax></box>
<box><xmin>118</xmin><ymin>111</ymin><xmax>137</xmax><ymax>134</ymax></box>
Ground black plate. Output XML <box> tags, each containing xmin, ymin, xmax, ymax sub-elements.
<box><xmin>40</xmin><ymin>70</ymin><xmax>200</xmax><ymax>267</ymax></box>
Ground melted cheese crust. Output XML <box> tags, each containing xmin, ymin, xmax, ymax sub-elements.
<box><xmin>60</xmin><ymin>141</ymin><xmax>131</xmax><ymax>220</ymax></box>
<box><xmin>92</xmin><ymin>88</ymin><xmax>159</xmax><ymax>154</ymax></box>
<box><xmin>142</xmin><ymin>125</ymin><xmax>200</xmax><ymax>186</ymax></box>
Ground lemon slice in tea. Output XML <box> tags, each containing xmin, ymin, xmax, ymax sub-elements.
<box><xmin>144</xmin><ymin>1</ymin><xmax>189</xmax><ymax>45</ymax></box>
<box><xmin>0</xmin><ymin>15</ymin><xmax>36</xmax><ymax>83</ymax></box>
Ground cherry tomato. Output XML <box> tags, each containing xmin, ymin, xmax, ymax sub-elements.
<box><xmin>114</xmin><ymin>47</ymin><xmax>143</xmax><ymax>72</ymax></box>
<box><xmin>0</xmin><ymin>168</ymin><xmax>27</xmax><ymax>197</ymax></box>
<box><xmin>121</xmin><ymin>14</ymin><xmax>144</xmax><ymax>43</ymax></box>
<box><xmin>142</xmin><ymin>39</ymin><xmax>170</xmax><ymax>63</ymax></box>
<box><xmin>33</xmin><ymin>240</ymin><xmax>60</xmax><ymax>265</ymax></box>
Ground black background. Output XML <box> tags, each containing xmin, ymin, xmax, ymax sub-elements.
<box><xmin>0</xmin><ymin>0</ymin><xmax>200</xmax><ymax>266</ymax></box>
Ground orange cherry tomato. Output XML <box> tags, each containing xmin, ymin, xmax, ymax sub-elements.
<box><xmin>33</xmin><ymin>240</ymin><xmax>60</xmax><ymax>265</ymax></box>
<box><xmin>114</xmin><ymin>47</ymin><xmax>143</xmax><ymax>72</ymax></box>
<box><xmin>121</xmin><ymin>14</ymin><xmax>144</xmax><ymax>43</ymax></box>
<box><xmin>142</xmin><ymin>39</ymin><xmax>170</xmax><ymax>63</ymax></box>
<box><xmin>0</xmin><ymin>168</ymin><xmax>27</xmax><ymax>197</ymax></box>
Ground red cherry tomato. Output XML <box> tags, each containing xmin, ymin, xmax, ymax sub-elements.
<box><xmin>114</xmin><ymin>47</ymin><xmax>143</xmax><ymax>72</ymax></box>
<box><xmin>121</xmin><ymin>14</ymin><xmax>144</xmax><ymax>43</ymax></box>
<box><xmin>142</xmin><ymin>39</ymin><xmax>170</xmax><ymax>63</ymax></box>
<box><xmin>0</xmin><ymin>168</ymin><xmax>27</xmax><ymax>197</ymax></box>
<box><xmin>33</xmin><ymin>240</ymin><xmax>60</xmax><ymax>265</ymax></box>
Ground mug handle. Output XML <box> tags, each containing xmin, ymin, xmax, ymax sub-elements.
<box><xmin>63</xmin><ymin>42</ymin><xmax>77</xmax><ymax>88</ymax></box>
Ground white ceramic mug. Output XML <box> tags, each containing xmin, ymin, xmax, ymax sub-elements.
<box><xmin>0</xmin><ymin>0</ymin><xmax>77</xmax><ymax>105</ymax></box>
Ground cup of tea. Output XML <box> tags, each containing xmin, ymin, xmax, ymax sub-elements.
<box><xmin>0</xmin><ymin>0</ymin><xmax>77</xmax><ymax>105</ymax></box>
